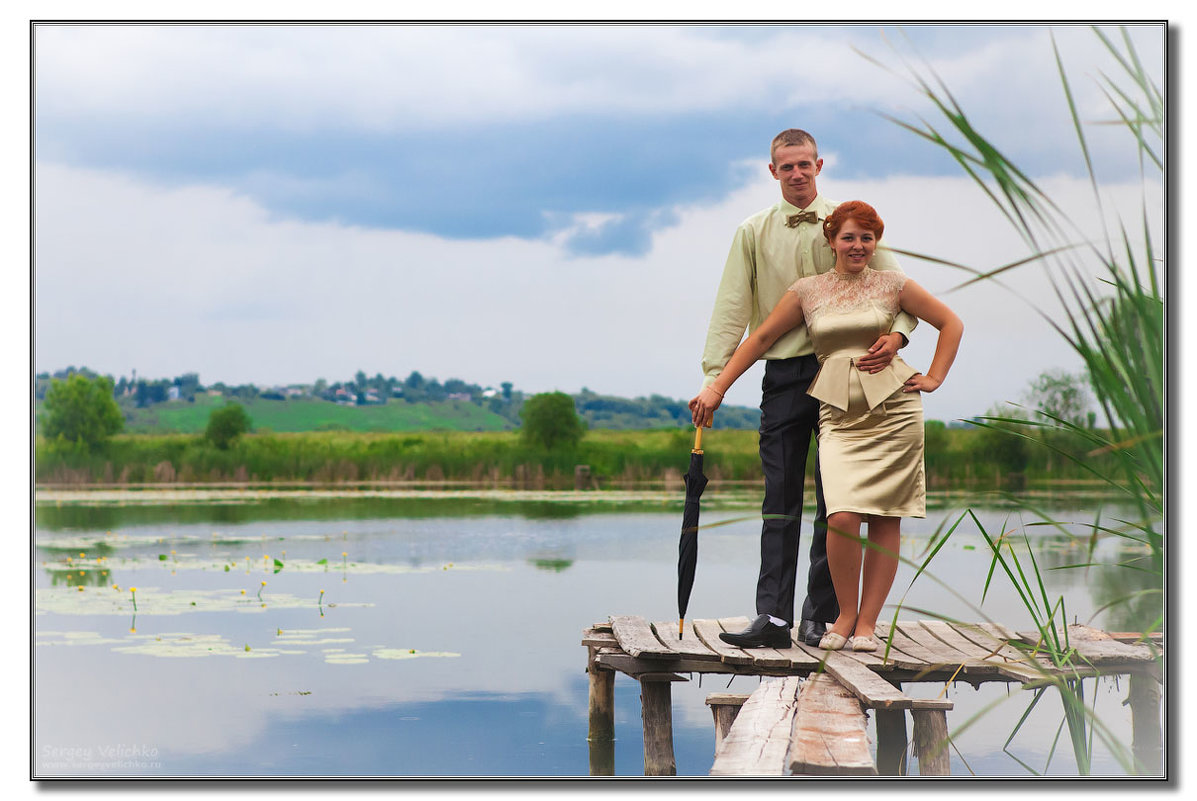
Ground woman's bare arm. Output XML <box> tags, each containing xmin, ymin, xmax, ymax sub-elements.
<box><xmin>897</xmin><ymin>279</ymin><xmax>963</xmax><ymax>393</ymax></box>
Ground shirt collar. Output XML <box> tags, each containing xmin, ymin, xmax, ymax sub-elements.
<box><xmin>778</xmin><ymin>194</ymin><xmax>825</xmax><ymax>215</ymax></box>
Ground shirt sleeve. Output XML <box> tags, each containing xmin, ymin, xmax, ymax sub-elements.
<box><xmin>870</xmin><ymin>241</ymin><xmax>918</xmax><ymax>343</ymax></box>
<box><xmin>700</xmin><ymin>223</ymin><xmax>757</xmax><ymax>385</ymax></box>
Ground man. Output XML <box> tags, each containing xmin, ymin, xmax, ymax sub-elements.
<box><xmin>692</xmin><ymin>129</ymin><xmax>917</xmax><ymax>647</ymax></box>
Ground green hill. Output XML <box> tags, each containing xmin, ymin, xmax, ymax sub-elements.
<box><xmin>121</xmin><ymin>394</ymin><xmax>515</xmax><ymax>434</ymax></box>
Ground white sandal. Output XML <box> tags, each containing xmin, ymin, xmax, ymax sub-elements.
<box><xmin>850</xmin><ymin>635</ymin><xmax>879</xmax><ymax>652</ymax></box>
<box><xmin>818</xmin><ymin>631</ymin><xmax>848</xmax><ymax>651</ymax></box>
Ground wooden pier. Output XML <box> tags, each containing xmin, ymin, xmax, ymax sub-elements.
<box><xmin>582</xmin><ymin>615</ymin><xmax>1163</xmax><ymax>777</ymax></box>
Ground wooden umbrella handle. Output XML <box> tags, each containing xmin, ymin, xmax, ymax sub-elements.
<box><xmin>693</xmin><ymin>426</ymin><xmax>703</xmax><ymax>453</ymax></box>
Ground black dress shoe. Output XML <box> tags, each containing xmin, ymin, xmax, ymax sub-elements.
<box><xmin>719</xmin><ymin>614</ymin><xmax>792</xmax><ymax>649</ymax></box>
<box><xmin>797</xmin><ymin>619</ymin><xmax>828</xmax><ymax>646</ymax></box>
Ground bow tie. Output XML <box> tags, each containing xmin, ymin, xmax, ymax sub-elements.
<box><xmin>786</xmin><ymin>211</ymin><xmax>820</xmax><ymax>227</ymax></box>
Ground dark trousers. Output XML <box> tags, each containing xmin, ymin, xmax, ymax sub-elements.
<box><xmin>755</xmin><ymin>355</ymin><xmax>837</xmax><ymax>626</ymax></box>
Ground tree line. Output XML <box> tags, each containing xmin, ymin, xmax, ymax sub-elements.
<box><xmin>35</xmin><ymin>367</ymin><xmax>1110</xmax><ymax>491</ymax></box>
<box><xmin>34</xmin><ymin>367</ymin><xmax>768</xmax><ymax>436</ymax></box>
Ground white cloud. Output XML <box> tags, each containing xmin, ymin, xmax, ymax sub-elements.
<box><xmin>33</xmin><ymin>23</ymin><xmax>1162</xmax><ymax>139</ymax></box>
<box><xmin>34</xmin><ymin>158</ymin><xmax>1161</xmax><ymax>424</ymax></box>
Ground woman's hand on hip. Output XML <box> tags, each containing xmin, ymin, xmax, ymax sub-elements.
<box><xmin>902</xmin><ymin>373</ymin><xmax>942</xmax><ymax>393</ymax></box>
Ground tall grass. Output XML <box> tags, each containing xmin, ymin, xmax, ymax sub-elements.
<box><xmin>33</xmin><ymin>425</ymin><xmax>1129</xmax><ymax>490</ymax></box>
<box><xmin>863</xmin><ymin>25</ymin><xmax>1163</xmax><ymax>775</ymax></box>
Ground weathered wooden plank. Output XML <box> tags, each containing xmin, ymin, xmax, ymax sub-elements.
<box><xmin>874</xmin><ymin>622</ymin><xmax>961</xmax><ymax>676</ymax></box>
<box><xmin>610</xmin><ymin>615</ymin><xmax>679</xmax><ymax>660</ymax></box>
<box><xmin>650</xmin><ymin>620</ymin><xmax>722</xmax><ymax>661</ymax></box>
<box><xmin>897</xmin><ymin>621</ymin><xmax>1006</xmax><ymax>680</ymax></box>
<box><xmin>1060</xmin><ymin>624</ymin><xmax>1158</xmax><ymax>664</ymax></box>
<box><xmin>637</xmin><ymin>672</ymin><xmax>692</xmax><ymax>682</ymax></box>
<box><xmin>854</xmin><ymin>623</ymin><xmax>940</xmax><ymax>672</ymax></box>
<box><xmin>782</xmin><ymin>629</ymin><xmax>897</xmax><ymax>670</ymax></box>
<box><xmin>718</xmin><ymin>617</ymin><xmax>793</xmax><ymax>668</ymax></box>
<box><xmin>692</xmin><ymin>618</ymin><xmax>754</xmax><ymax>665</ymax></box>
<box><xmin>791</xmin><ymin>641</ymin><xmax>913</xmax><ymax>710</ymax></box>
<box><xmin>593</xmin><ymin>652</ymin><xmax>696</xmax><ymax>680</ymax></box>
<box><xmin>918</xmin><ymin>620</ymin><xmax>1003</xmax><ymax>660</ymax></box>
<box><xmin>952</xmin><ymin>622</ymin><xmax>1056</xmax><ymax>681</ymax></box>
<box><xmin>1108</xmin><ymin>630</ymin><xmax>1164</xmax><ymax>646</ymax></box>
<box><xmin>710</xmin><ymin>676</ymin><xmax>804</xmax><ymax>775</ymax></box>
<box><xmin>581</xmin><ymin>629</ymin><xmax>618</xmax><ymax>649</ymax></box>
<box><xmin>831</xmin><ymin>635</ymin><xmax>925</xmax><ymax>672</ymax></box>
<box><xmin>706</xmin><ymin>692</ymin><xmax>752</xmax><ymax>706</ymax></box>
<box><xmin>980</xmin><ymin>620</ymin><xmax>1021</xmax><ymax>642</ymax></box>
<box><xmin>913</xmin><ymin>619</ymin><xmax>1031</xmax><ymax>684</ymax></box>
<box><xmin>774</xmin><ymin>628</ymin><xmax>824</xmax><ymax>671</ymax></box>
<box><xmin>831</xmin><ymin>645</ymin><xmax>896</xmax><ymax>671</ymax></box>
<box><xmin>788</xmin><ymin>673</ymin><xmax>877</xmax><ymax>775</ymax></box>
<box><xmin>895</xmin><ymin>621</ymin><xmax>974</xmax><ymax>663</ymax></box>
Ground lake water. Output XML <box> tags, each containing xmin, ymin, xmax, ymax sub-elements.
<box><xmin>32</xmin><ymin>490</ymin><xmax>1159</xmax><ymax>778</ymax></box>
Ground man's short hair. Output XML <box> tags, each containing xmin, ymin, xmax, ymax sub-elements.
<box><xmin>770</xmin><ymin>129</ymin><xmax>818</xmax><ymax>163</ymax></box>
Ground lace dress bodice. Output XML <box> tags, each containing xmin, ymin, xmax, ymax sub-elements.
<box><xmin>792</xmin><ymin>267</ymin><xmax>905</xmax><ymax>335</ymax></box>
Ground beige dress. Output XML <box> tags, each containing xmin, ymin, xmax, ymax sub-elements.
<box><xmin>790</xmin><ymin>268</ymin><xmax>926</xmax><ymax>518</ymax></box>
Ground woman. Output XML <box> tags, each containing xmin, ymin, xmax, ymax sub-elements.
<box><xmin>690</xmin><ymin>201</ymin><xmax>963</xmax><ymax>651</ymax></box>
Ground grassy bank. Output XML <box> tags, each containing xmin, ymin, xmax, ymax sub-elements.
<box><xmin>36</xmin><ymin>425</ymin><xmax>1123</xmax><ymax>491</ymax></box>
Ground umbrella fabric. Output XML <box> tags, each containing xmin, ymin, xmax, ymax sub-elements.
<box><xmin>677</xmin><ymin>441</ymin><xmax>708</xmax><ymax>639</ymax></box>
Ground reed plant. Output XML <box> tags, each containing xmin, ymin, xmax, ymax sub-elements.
<box><xmin>863</xmin><ymin>25</ymin><xmax>1163</xmax><ymax>775</ymax></box>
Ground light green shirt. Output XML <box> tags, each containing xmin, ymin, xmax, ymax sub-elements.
<box><xmin>701</xmin><ymin>194</ymin><xmax>918</xmax><ymax>384</ymax></box>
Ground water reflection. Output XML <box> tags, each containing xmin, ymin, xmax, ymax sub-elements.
<box><xmin>33</xmin><ymin>494</ymin><xmax>1157</xmax><ymax>777</ymax></box>
<box><xmin>35</xmin><ymin>495</ymin><xmax>614</xmax><ymax>531</ymax></box>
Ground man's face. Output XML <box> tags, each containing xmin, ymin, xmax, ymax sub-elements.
<box><xmin>769</xmin><ymin>143</ymin><xmax>822</xmax><ymax>208</ymax></box>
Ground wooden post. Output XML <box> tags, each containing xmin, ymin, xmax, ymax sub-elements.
<box><xmin>575</xmin><ymin>464</ymin><xmax>593</xmax><ymax>490</ymax></box>
<box><xmin>587</xmin><ymin>648</ymin><xmax>615</xmax><ymax>741</ymax></box>
<box><xmin>876</xmin><ymin>678</ymin><xmax>908</xmax><ymax>776</ymax></box>
<box><xmin>705</xmin><ymin>693</ymin><xmax>749</xmax><ymax>753</ymax></box>
<box><xmin>587</xmin><ymin>647</ymin><xmax>615</xmax><ymax>776</ymax></box>
<box><xmin>640</xmin><ymin>679</ymin><xmax>676</xmax><ymax>776</ymax></box>
<box><xmin>589</xmin><ymin>733</ymin><xmax>615</xmax><ymax>776</ymax></box>
<box><xmin>911</xmin><ymin>710</ymin><xmax>950</xmax><ymax>776</ymax></box>
<box><xmin>875</xmin><ymin>709</ymin><xmax>909</xmax><ymax>776</ymax></box>
<box><xmin>1128</xmin><ymin>671</ymin><xmax>1163</xmax><ymax>776</ymax></box>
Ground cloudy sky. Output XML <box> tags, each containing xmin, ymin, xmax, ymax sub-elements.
<box><xmin>31</xmin><ymin>21</ymin><xmax>1165</xmax><ymax>423</ymax></box>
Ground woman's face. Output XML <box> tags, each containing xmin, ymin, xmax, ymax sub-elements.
<box><xmin>830</xmin><ymin>218</ymin><xmax>877</xmax><ymax>274</ymax></box>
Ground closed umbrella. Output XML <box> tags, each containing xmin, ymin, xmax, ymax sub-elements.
<box><xmin>677</xmin><ymin>426</ymin><xmax>707</xmax><ymax>639</ymax></box>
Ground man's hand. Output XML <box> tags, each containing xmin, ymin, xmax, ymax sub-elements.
<box><xmin>689</xmin><ymin>387</ymin><xmax>724</xmax><ymax>428</ymax></box>
<box><xmin>855</xmin><ymin>332</ymin><xmax>903</xmax><ymax>373</ymax></box>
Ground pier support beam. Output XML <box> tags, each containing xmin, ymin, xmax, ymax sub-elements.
<box><xmin>912</xmin><ymin>710</ymin><xmax>950</xmax><ymax>776</ymax></box>
<box><xmin>875</xmin><ymin>709</ymin><xmax>909</xmax><ymax>776</ymax></box>
<box><xmin>705</xmin><ymin>693</ymin><xmax>749</xmax><ymax>754</ymax></box>
<box><xmin>586</xmin><ymin>647</ymin><xmax>615</xmax><ymax>776</ymax></box>
<box><xmin>640</xmin><ymin>679</ymin><xmax>676</xmax><ymax>776</ymax></box>
<box><xmin>1128</xmin><ymin>671</ymin><xmax>1163</xmax><ymax>776</ymax></box>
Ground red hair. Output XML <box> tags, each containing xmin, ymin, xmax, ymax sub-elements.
<box><xmin>823</xmin><ymin>200</ymin><xmax>884</xmax><ymax>243</ymax></box>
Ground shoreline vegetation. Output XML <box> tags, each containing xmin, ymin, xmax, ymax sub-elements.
<box><xmin>35</xmin><ymin>426</ymin><xmax>1128</xmax><ymax>494</ymax></box>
